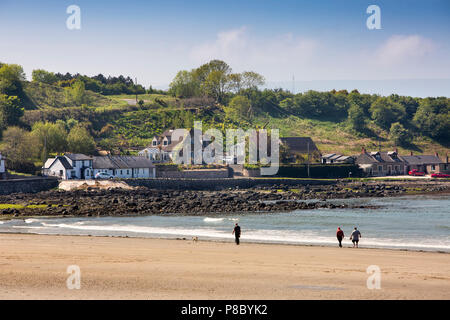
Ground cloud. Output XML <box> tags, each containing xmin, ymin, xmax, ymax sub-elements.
<box><xmin>185</xmin><ymin>30</ymin><xmax>445</xmax><ymax>84</ymax></box>
<box><xmin>375</xmin><ymin>35</ymin><xmax>436</xmax><ymax>65</ymax></box>
<box><xmin>189</xmin><ymin>27</ymin><xmax>318</xmax><ymax>79</ymax></box>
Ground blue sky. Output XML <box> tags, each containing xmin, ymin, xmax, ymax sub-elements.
<box><xmin>0</xmin><ymin>0</ymin><xmax>449</xmax><ymax>96</ymax></box>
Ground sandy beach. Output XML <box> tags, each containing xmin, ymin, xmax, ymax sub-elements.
<box><xmin>0</xmin><ymin>233</ymin><xmax>449</xmax><ymax>300</ymax></box>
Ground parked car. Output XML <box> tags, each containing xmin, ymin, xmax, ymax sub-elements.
<box><xmin>95</xmin><ymin>172</ymin><xmax>114</xmax><ymax>179</ymax></box>
<box><xmin>408</xmin><ymin>169</ymin><xmax>425</xmax><ymax>176</ymax></box>
<box><xmin>431</xmin><ymin>173</ymin><xmax>450</xmax><ymax>178</ymax></box>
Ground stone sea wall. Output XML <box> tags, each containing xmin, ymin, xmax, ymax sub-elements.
<box><xmin>0</xmin><ymin>177</ymin><xmax>59</xmax><ymax>195</ymax></box>
<box><xmin>125</xmin><ymin>177</ymin><xmax>336</xmax><ymax>190</ymax></box>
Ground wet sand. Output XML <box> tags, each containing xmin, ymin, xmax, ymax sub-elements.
<box><xmin>0</xmin><ymin>233</ymin><xmax>449</xmax><ymax>300</ymax></box>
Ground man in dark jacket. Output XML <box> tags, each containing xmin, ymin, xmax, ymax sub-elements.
<box><xmin>336</xmin><ymin>227</ymin><xmax>344</xmax><ymax>248</ymax></box>
<box><xmin>232</xmin><ymin>223</ymin><xmax>241</xmax><ymax>245</ymax></box>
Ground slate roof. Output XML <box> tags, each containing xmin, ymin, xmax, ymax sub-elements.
<box><xmin>65</xmin><ymin>153</ymin><xmax>93</xmax><ymax>161</ymax></box>
<box><xmin>49</xmin><ymin>156</ymin><xmax>73</xmax><ymax>170</ymax></box>
<box><xmin>93</xmin><ymin>156</ymin><xmax>154</xmax><ymax>169</ymax></box>
<box><xmin>279</xmin><ymin>137</ymin><xmax>320</xmax><ymax>154</ymax></box>
<box><xmin>400</xmin><ymin>155</ymin><xmax>444</xmax><ymax>165</ymax></box>
<box><xmin>355</xmin><ymin>151</ymin><xmax>405</xmax><ymax>164</ymax></box>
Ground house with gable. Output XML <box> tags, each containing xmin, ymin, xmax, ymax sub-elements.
<box><xmin>355</xmin><ymin>148</ymin><xmax>407</xmax><ymax>176</ymax></box>
<box><xmin>43</xmin><ymin>154</ymin><xmax>155</xmax><ymax>180</ymax></box>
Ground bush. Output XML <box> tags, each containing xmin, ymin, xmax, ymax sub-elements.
<box><xmin>6</xmin><ymin>160</ymin><xmax>37</xmax><ymax>175</ymax></box>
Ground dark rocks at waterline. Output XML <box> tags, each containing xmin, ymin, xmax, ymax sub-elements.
<box><xmin>0</xmin><ymin>182</ymin><xmax>448</xmax><ymax>218</ymax></box>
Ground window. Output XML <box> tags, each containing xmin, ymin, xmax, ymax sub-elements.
<box><xmin>163</xmin><ymin>140</ymin><xmax>168</xmax><ymax>146</ymax></box>
<box><xmin>431</xmin><ymin>165</ymin><xmax>435</xmax><ymax>170</ymax></box>
<box><xmin>153</xmin><ymin>141</ymin><xmax>157</xmax><ymax>146</ymax></box>
<box><xmin>59</xmin><ymin>170</ymin><xmax>63</xmax><ymax>176</ymax></box>
<box><xmin>378</xmin><ymin>166</ymin><xmax>382</xmax><ymax>172</ymax></box>
<box><xmin>127</xmin><ymin>170</ymin><xmax>130</xmax><ymax>175</ymax></box>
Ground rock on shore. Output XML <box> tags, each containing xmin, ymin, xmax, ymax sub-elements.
<box><xmin>0</xmin><ymin>181</ymin><xmax>448</xmax><ymax>218</ymax></box>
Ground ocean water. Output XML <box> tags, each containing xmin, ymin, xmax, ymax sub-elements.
<box><xmin>1</xmin><ymin>195</ymin><xmax>449</xmax><ymax>252</ymax></box>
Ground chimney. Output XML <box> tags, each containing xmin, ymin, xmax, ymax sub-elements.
<box><xmin>361</xmin><ymin>147</ymin><xmax>366</xmax><ymax>154</ymax></box>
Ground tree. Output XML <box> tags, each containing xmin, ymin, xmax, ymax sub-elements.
<box><xmin>67</xmin><ymin>126</ymin><xmax>96</xmax><ymax>154</ymax></box>
<box><xmin>32</xmin><ymin>69</ymin><xmax>58</xmax><ymax>85</ymax></box>
<box><xmin>347</xmin><ymin>103</ymin><xmax>366</xmax><ymax>131</ymax></box>
<box><xmin>194</xmin><ymin>60</ymin><xmax>232</xmax><ymax>102</ymax></box>
<box><xmin>0</xmin><ymin>94</ymin><xmax>23</xmax><ymax>128</ymax></box>
<box><xmin>241</xmin><ymin>71</ymin><xmax>265</xmax><ymax>90</ymax></box>
<box><xmin>228</xmin><ymin>73</ymin><xmax>243</xmax><ymax>93</ymax></box>
<box><xmin>202</xmin><ymin>70</ymin><xmax>230</xmax><ymax>103</ymax></box>
<box><xmin>0</xmin><ymin>64</ymin><xmax>26</xmax><ymax>96</ymax></box>
<box><xmin>229</xmin><ymin>95</ymin><xmax>252</xmax><ymax>118</ymax></box>
<box><xmin>369</xmin><ymin>97</ymin><xmax>406</xmax><ymax>129</ymax></box>
<box><xmin>168</xmin><ymin>70</ymin><xmax>200</xmax><ymax>98</ymax></box>
<box><xmin>65</xmin><ymin>79</ymin><xmax>87</xmax><ymax>105</ymax></box>
<box><xmin>389</xmin><ymin>122</ymin><xmax>412</xmax><ymax>146</ymax></box>
<box><xmin>413</xmin><ymin>98</ymin><xmax>450</xmax><ymax>141</ymax></box>
<box><xmin>0</xmin><ymin>126</ymin><xmax>38</xmax><ymax>164</ymax></box>
<box><xmin>31</xmin><ymin>122</ymin><xmax>68</xmax><ymax>160</ymax></box>
<box><xmin>279</xmin><ymin>97</ymin><xmax>295</xmax><ymax>112</ymax></box>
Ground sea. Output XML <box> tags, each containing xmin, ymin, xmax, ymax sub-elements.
<box><xmin>1</xmin><ymin>194</ymin><xmax>449</xmax><ymax>252</ymax></box>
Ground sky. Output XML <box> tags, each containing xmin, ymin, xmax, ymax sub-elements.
<box><xmin>0</xmin><ymin>0</ymin><xmax>449</xmax><ymax>96</ymax></box>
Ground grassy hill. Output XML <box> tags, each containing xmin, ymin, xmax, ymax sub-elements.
<box><xmin>22</xmin><ymin>81</ymin><xmax>126</xmax><ymax>110</ymax></box>
<box><xmin>19</xmin><ymin>85</ymin><xmax>450</xmax><ymax>157</ymax></box>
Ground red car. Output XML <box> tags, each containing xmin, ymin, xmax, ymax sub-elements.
<box><xmin>431</xmin><ymin>173</ymin><xmax>450</xmax><ymax>178</ymax></box>
<box><xmin>408</xmin><ymin>169</ymin><xmax>425</xmax><ymax>176</ymax></box>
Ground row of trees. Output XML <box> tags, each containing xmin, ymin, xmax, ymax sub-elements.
<box><xmin>168</xmin><ymin>60</ymin><xmax>265</xmax><ymax>103</ymax></box>
<box><xmin>0</xmin><ymin>63</ymin><xmax>26</xmax><ymax>135</ymax></box>
<box><xmin>0</xmin><ymin>120</ymin><xmax>96</xmax><ymax>173</ymax></box>
<box><xmin>32</xmin><ymin>69</ymin><xmax>148</xmax><ymax>95</ymax></box>
<box><xmin>234</xmin><ymin>87</ymin><xmax>448</xmax><ymax>145</ymax></box>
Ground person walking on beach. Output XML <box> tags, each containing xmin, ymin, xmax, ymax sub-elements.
<box><xmin>350</xmin><ymin>227</ymin><xmax>362</xmax><ymax>248</ymax></box>
<box><xmin>336</xmin><ymin>227</ymin><xmax>344</xmax><ymax>248</ymax></box>
<box><xmin>232</xmin><ymin>223</ymin><xmax>241</xmax><ymax>245</ymax></box>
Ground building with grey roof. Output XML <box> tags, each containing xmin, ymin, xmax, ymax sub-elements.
<box><xmin>355</xmin><ymin>148</ymin><xmax>407</xmax><ymax>176</ymax></box>
<box><xmin>321</xmin><ymin>153</ymin><xmax>354</xmax><ymax>164</ymax></box>
<box><xmin>43</xmin><ymin>154</ymin><xmax>155</xmax><ymax>180</ymax></box>
<box><xmin>401</xmin><ymin>153</ymin><xmax>448</xmax><ymax>174</ymax></box>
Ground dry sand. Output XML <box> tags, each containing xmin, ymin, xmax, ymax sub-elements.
<box><xmin>0</xmin><ymin>233</ymin><xmax>449</xmax><ymax>300</ymax></box>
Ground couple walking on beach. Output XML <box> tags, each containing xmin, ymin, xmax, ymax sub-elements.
<box><xmin>337</xmin><ymin>227</ymin><xmax>361</xmax><ymax>248</ymax></box>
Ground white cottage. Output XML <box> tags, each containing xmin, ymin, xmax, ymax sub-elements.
<box><xmin>42</xmin><ymin>156</ymin><xmax>75</xmax><ymax>179</ymax></box>
<box><xmin>92</xmin><ymin>155</ymin><xmax>155</xmax><ymax>178</ymax></box>
<box><xmin>64</xmin><ymin>153</ymin><xmax>94</xmax><ymax>179</ymax></box>
<box><xmin>43</xmin><ymin>154</ymin><xmax>155</xmax><ymax>180</ymax></box>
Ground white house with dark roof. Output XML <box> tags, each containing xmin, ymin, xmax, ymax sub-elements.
<box><xmin>43</xmin><ymin>154</ymin><xmax>155</xmax><ymax>179</ymax></box>
<box><xmin>42</xmin><ymin>156</ymin><xmax>75</xmax><ymax>180</ymax></box>
<box><xmin>64</xmin><ymin>153</ymin><xmax>94</xmax><ymax>179</ymax></box>
<box><xmin>139</xmin><ymin>129</ymin><xmax>199</xmax><ymax>163</ymax></box>
<box><xmin>93</xmin><ymin>155</ymin><xmax>155</xmax><ymax>178</ymax></box>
